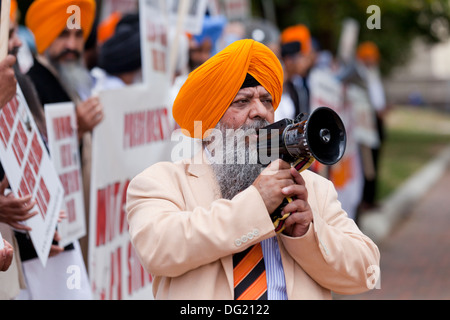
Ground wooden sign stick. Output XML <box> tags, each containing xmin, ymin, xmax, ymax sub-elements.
<box><xmin>0</xmin><ymin>0</ymin><xmax>11</xmax><ymax>60</ymax></box>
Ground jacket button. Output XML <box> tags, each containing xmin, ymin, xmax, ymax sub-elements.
<box><xmin>235</xmin><ymin>238</ymin><xmax>242</xmax><ymax>247</ymax></box>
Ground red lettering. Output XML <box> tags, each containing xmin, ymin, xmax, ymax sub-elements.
<box><xmin>18</xmin><ymin>177</ymin><xmax>31</xmax><ymax>197</ymax></box>
<box><xmin>96</xmin><ymin>187</ymin><xmax>106</xmax><ymax>246</ymax></box>
<box><xmin>12</xmin><ymin>122</ymin><xmax>27</xmax><ymax>166</ymax></box>
<box><xmin>3</xmin><ymin>100</ymin><xmax>16</xmax><ymax>128</ymax></box>
<box><xmin>127</xmin><ymin>241</ymin><xmax>152</xmax><ymax>295</ymax></box>
<box><xmin>35</xmin><ymin>178</ymin><xmax>50</xmax><ymax>220</ymax></box>
<box><xmin>151</xmin><ymin>49</ymin><xmax>166</xmax><ymax>72</ymax></box>
<box><xmin>53</xmin><ymin>116</ymin><xmax>72</xmax><ymax>140</ymax></box>
<box><xmin>123</xmin><ymin>108</ymin><xmax>171</xmax><ymax>149</ymax></box>
<box><xmin>60</xmin><ymin>143</ymin><xmax>73</xmax><ymax>168</ymax></box>
<box><xmin>0</xmin><ymin>113</ymin><xmax>10</xmax><ymax>147</ymax></box>
<box><xmin>120</xmin><ymin>180</ymin><xmax>130</xmax><ymax>234</ymax></box>
<box><xmin>23</xmin><ymin>162</ymin><xmax>36</xmax><ymax>192</ymax></box>
<box><xmin>96</xmin><ymin>180</ymin><xmax>131</xmax><ymax>246</ymax></box>
<box><xmin>30</xmin><ymin>133</ymin><xmax>43</xmax><ymax>174</ymax></box>
<box><xmin>109</xmin><ymin>247</ymin><xmax>122</xmax><ymax>300</ymax></box>
<box><xmin>66</xmin><ymin>198</ymin><xmax>76</xmax><ymax>223</ymax></box>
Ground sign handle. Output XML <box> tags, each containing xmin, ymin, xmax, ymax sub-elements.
<box><xmin>0</xmin><ymin>0</ymin><xmax>11</xmax><ymax>60</ymax></box>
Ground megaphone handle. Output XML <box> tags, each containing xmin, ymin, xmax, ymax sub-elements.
<box><xmin>271</xmin><ymin>156</ymin><xmax>315</xmax><ymax>234</ymax></box>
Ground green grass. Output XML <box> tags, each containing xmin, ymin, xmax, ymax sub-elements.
<box><xmin>375</xmin><ymin>106</ymin><xmax>450</xmax><ymax>202</ymax></box>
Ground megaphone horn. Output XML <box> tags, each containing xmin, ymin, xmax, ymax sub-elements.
<box><xmin>304</xmin><ymin>106</ymin><xmax>347</xmax><ymax>165</ymax></box>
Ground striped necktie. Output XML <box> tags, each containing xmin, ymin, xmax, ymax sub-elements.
<box><xmin>233</xmin><ymin>243</ymin><xmax>267</xmax><ymax>300</ymax></box>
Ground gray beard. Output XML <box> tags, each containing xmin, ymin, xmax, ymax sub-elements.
<box><xmin>207</xmin><ymin>119</ymin><xmax>269</xmax><ymax>200</ymax></box>
<box><xmin>49</xmin><ymin>57</ymin><xmax>93</xmax><ymax>101</ymax></box>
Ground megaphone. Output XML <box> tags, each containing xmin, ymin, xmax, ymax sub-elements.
<box><xmin>257</xmin><ymin>106</ymin><xmax>347</xmax><ymax>233</ymax></box>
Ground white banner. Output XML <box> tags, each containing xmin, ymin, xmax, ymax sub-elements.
<box><xmin>88</xmin><ymin>83</ymin><xmax>176</xmax><ymax>300</ymax></box>
<box><xmin>0</xmin><ymin>85</ymin><xmax>64</xmax><ymax>267</ymax></box>
<box><xmin>45</xmin><ymin>102</ymin><xmax>86</xmax><ymax>248</ymax></box>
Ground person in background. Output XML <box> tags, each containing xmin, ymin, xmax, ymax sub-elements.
<box><xmin>92</xmin><ymin>13</ymin><xmax>142</xmax><ymax>91</ymax></box>
<box><xmin>25</xmin><ymin>0</ymin><xmax>102</xmax><ymax>266</ymax></box>
<box><xmin>277</xmin><ymin>24</ymin><xmax>316</xmax><ymax>121</ymax></box>
<box><xmin>356</xmin><ymin>41</ymin><xmax>388</xmax><ymax>214</ymax></box>
<box><xmin>188</xmin><ymin>14</ymin><xmax>227</xmax><ymax>72</ymax></box>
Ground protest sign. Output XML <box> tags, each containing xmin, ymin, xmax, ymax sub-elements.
<box><xmin>309</xmin><ymin>68</ymin><xmax>363</xmax><ymax>220</ymax></box>
<box><xmin>139</xmin><ymin>0</ymin><xmax>170</xmax><ymax>86</ymax></box>
<box><xmin>0</xmin><ymin>85</ymin><xmax>64</xmax><ymax>266</ymax></box>
<box><xmin>222</xmin><ymin>0</ymin><xmax>250</xmax><ymax>21</ymax></box>
<box><xmin>345</xmin><ymin>84</ymin><xmax>380</xmax><ymax>149</ymax></box>
<box><xmin>88</xmin><ymin>83</ymin><xmax>176</xmax><ymax>300</ymax></box>
<box><xmin>167</xmin><ymin>0</ymin><xmax>209</xmax><ymax>35</ymax></box>
<box><xmin>45</xmin><ymin>102</ymin><xmax>86</xmax><ymax>248</ymax></box>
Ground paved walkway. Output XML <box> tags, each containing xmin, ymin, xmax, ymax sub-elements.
<box><xmin>339</xmin><ymin>166</ymin><xmax>450</xmax><ymax>300</ymax></box>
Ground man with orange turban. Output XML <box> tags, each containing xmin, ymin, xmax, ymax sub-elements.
<box><xmin>25</xmin><ymin>0</ymin><xmax>103</xmax><ymax>136</ymax></box>
<box><xmin>356</xmin><ymin>41</ymin><xmax>388</xmax><ymax>216</ymax></box>
<box><xmin>0</xmin><ymin>0</ymin><xmax>93</xmax><ymax>300</ymax></box>
<box><xmin>25</xmin><ymin>0</ymin><xmax>103</xmax><ymax>271</ymax></box>
<box><xmin>277</xmin><ymin>24</ymin><xmax>317</xmax><ymax>121</ymax></box>
<box><xmin>126</xmin><ymin>39</ymin><xmax>379</xmax><ymax>300</ymax></box>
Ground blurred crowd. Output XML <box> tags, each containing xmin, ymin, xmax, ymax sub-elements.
<box><xmin>0</xmin><ymin>0</ymin><xmax>388</xmax><ymax>299</ymax></box>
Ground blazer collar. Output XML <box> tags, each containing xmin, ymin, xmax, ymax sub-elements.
<box><xmin>186</xmin><ymin>149</ymin><xmax>211</xmax><ymax>178</ymax></box>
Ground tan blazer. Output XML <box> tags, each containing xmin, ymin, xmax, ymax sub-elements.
<box><xmin>126</xmin><ymin>152</ymin><xmax>380</xmax><ymax>299</ymax></box>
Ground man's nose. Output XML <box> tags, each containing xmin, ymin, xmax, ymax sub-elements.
<box><xmin>65</xmin><ymin>33</ymin><xmax>79</xmax><ymax>50</ymax></box>
<box><xmin>249</xmin><ymin>99</ymin><xmax>269</xmax><ymax>120</ymax></box>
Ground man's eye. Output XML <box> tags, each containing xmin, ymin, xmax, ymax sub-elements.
<box><xmin>232</xmin><ymin>99</ymin><xmax>248</xmax><ymax>105</ymax></box>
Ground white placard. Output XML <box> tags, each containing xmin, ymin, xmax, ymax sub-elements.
<box><xmin>167</xmin><ymin>0</ymin><xmax>209</xmax><ymax>35</ymax></box>
<box><xmin>345</xmin><ymin>84</ymin><xmax>380</xmax><ymax>149</ymax></box>
<box><xmin>45</xmin><ymin>102</ymin><xmax>86</xmax><ymax>248</ymax></box>
<box><xmin>88</xmin><ymin>82</ymin><xmax>176</xmax><ymax>300</ymax></box>
<box><xmin>222</xmin><ymin>0</ymin><xmax>250</xmax><ymax>21</ymax></box>
<box><xmin>0</xmin><ymin>85</ymin><xmax>64</xmax><ymax>267</ymax></box>
<box><xmin>139</xmin><ymin>0</ymin><xmax>170</xmax><ymax>86</ymax></box>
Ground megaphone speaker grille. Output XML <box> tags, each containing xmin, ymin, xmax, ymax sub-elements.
<box><xmin>306</xmin><ymin>107</ymin><xmax>346</xmax><ymax>165</ymax></box>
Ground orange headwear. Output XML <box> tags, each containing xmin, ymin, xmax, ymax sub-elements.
<box><xmin>25</xmin><ymin>0</ymin><xmax>96</xmax><ymax>54</ymax></box>
<box><xmin>281</xmin><ymin>24</ymin><xmax>312</xmax><ymax>55</ymax></box>
<box><xmin>10</xmin><ymin>0</ymin><xmax>18</xmax><ymax>22</ymax></box>
<box><xmin>173</xmin><ymin>39</ymin><xmax>284</xmax><ymax>139</ymax></box>
<box><xmin>357</xmin><ymin>41</ymin><xmax>380</xmax><ymax>64</ymax></box>
<box><xmin>97</xmin><ymin>11</ymin><xmax>122</xmax><ymax>45</ymax></box>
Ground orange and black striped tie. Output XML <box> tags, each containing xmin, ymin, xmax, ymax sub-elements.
<box><xmin>233</xmin><ymin>243</ymin><xmax>267</xmax><ymax>300</ymax></box>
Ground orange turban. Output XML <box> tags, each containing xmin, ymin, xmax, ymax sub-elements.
<box><xmin>10</xmin><ymin>0</ymin><xmax>18</xmax><ymax>22</ymax></box>
<box><xmin>173</xmin><ymin>39</ymin><xmax>283</xmax><ymax>139</ymax></box>
<box><xmin>281</xmin><ymin>24</ymin><xmax>312</xmax><ymax>55</ymax></box>
<box><xmin>97</xmin><ymin>11</ymin><xmax>122</xmax><ymax>45</ymax></box>
<box><xmin>357</xmin><ymin>41</ymin><xmax>380</xmax><ymax>64</ymax></box>
<box><xmin>25</xmin><ymin>0</ymin><xmax>96</xmax><ymax>54</ymax></box>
